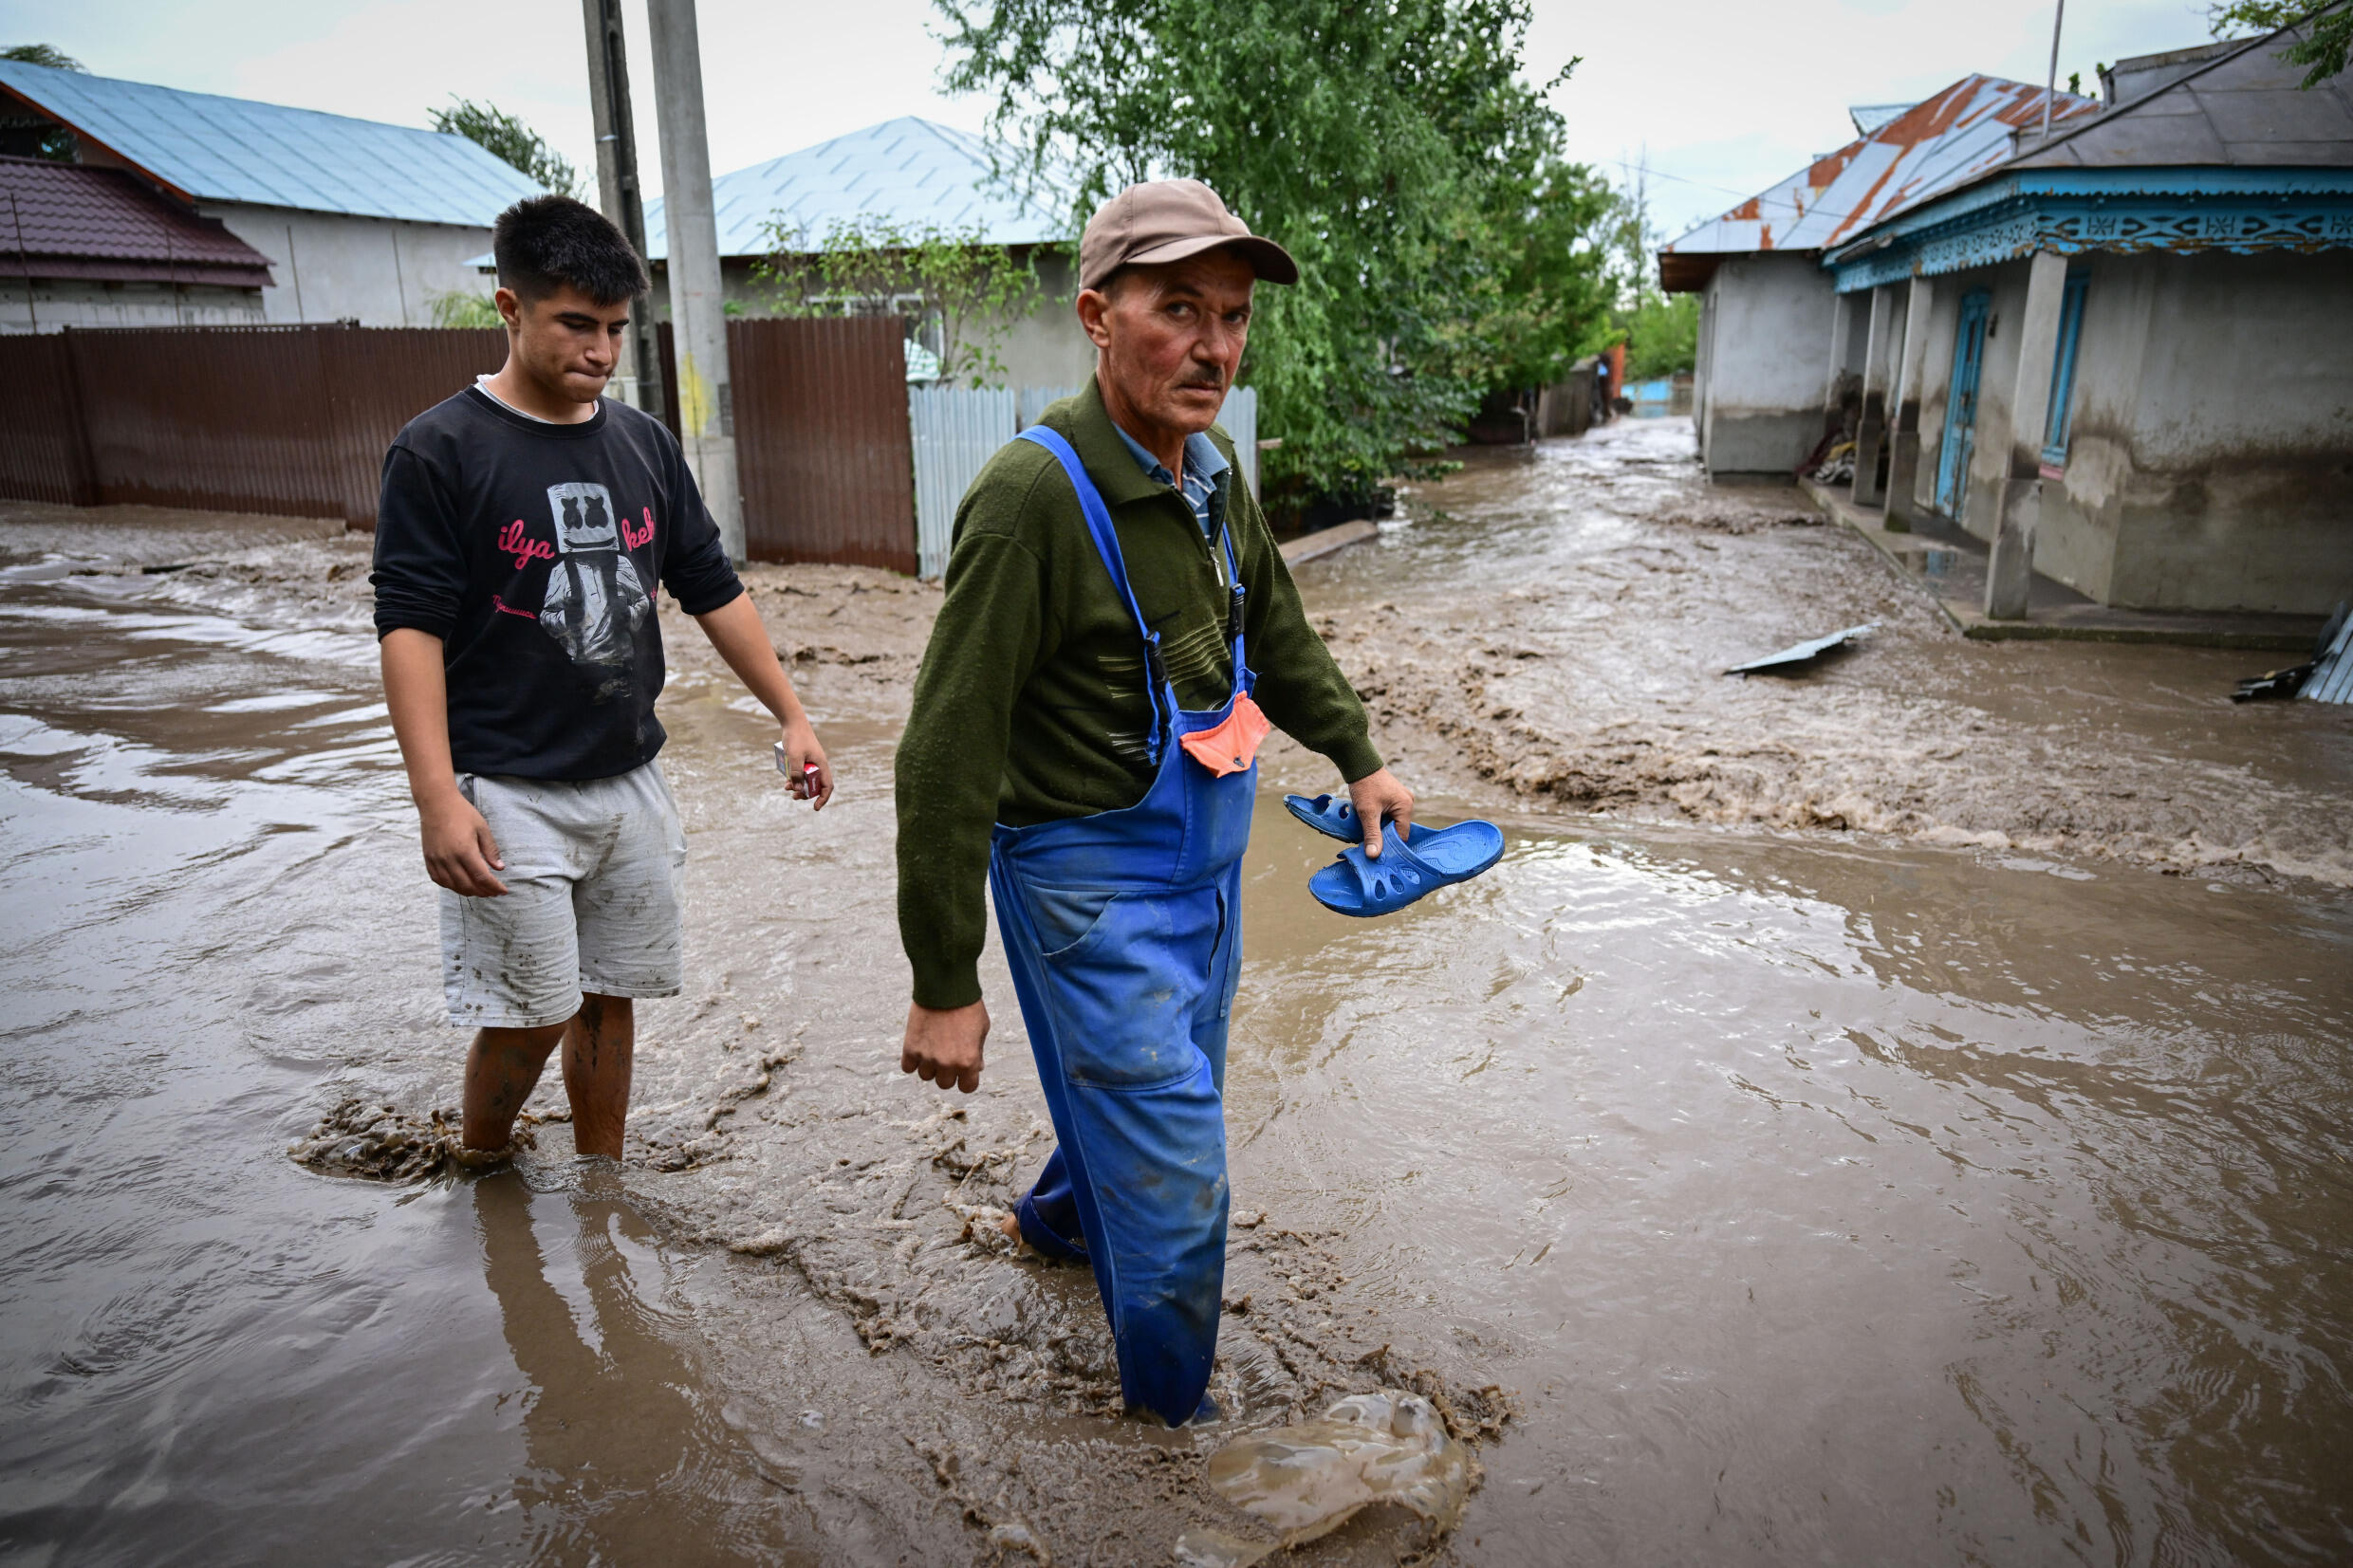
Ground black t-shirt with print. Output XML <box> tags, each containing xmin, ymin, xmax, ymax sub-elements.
<box><xmin>371</xmin><ymin>386</ymin><xmax>744</xmax><ymax>781</ymax></box>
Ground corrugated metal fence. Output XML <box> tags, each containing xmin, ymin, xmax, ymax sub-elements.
<box><xmin>906</xmin><ymin>384</ymin><xmax>1260</xmax><ymax>581</ymax></box>
<box><xmin>3</xmin><ymin>322</ymin><xmax>1265</xmax><ymax>581</ymax></box>
<box><xmin>0</xmin><ymin>334</ymin><xmax>87</xmax><ymax>506</ymax></box>
<box><xmin>0</xmin><ymin>325</ymin><xmax>506</xmax><ymax>524</ymax></box>
<box><xmin>910</xmin><ymin>386</ymin><xmax>1015</xmax><ymax>581</ymax></box>
<box><xmin>1221</xmin><ymin>388</ymin><xmax>1260</xmax><ymax>498</ymax></box>
<box><xmin>0</xmin><ymin>321</ymin><xmax>919</xmax><ymax>568</ymax></box>
<box><xmin>658</xmin><ymin>317</ymin><xmax>917</xmax><ymax>573</ymax></box>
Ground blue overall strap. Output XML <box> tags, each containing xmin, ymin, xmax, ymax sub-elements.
<box><xmin>1016</xmin><ymin>426</ymin><xmax>1170</xmax><ymax>763</ymax></box>
<box><xmin>1219</xmin><ymin>525</ymin><xmax>1248</xmax><ymax>686</ymax></box>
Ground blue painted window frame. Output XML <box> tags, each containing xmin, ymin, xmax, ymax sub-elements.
<box><xmin>2041</xmin><ymin>269</ymin><xmax>2089</xmax><ymax>468</ymax></box>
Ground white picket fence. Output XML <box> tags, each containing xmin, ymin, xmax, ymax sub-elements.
<box><xmin>907</xmin><ymin>385</ymin><xmax>1261</xmax><ymax>581</ymax></box>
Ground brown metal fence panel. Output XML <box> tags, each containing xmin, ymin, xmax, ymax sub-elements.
<box><xmin>312</xmin><ymin>327</ymin><xmax>507</xmax><ymax>525</ymax></box>
<box><xmin>0</xmin><ymin>333</ymin><xmax>96</xmax><ymax>505</ymax></box>
<box><xmin>0</xmin><ymin>324</ymin><xmax>504</xmax><ymax>527</ymax></box>
<box><xmin>2</xmin><ymin>320</ymin><xmax>914</xmax><ymax>560</ymax></box>
<box><xmin>67</xmin><ymin>325</ymin><xmax>346</xmax><ymax>518</ymax></box>
<box><xmin>658</xmin><ymin>317</ymin><xmax>916</xmax><ymax>571</ymax></box>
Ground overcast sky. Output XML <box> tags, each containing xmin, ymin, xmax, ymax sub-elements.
<box><xmin>5</xmin><ymin>0</ymin><xmax>2227</xmax><ymax>239</ymax></box>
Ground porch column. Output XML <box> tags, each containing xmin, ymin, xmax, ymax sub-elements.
<box><xmin>1852</xmin><ymin>285</ymin><xmax>1897</xmax><ymax>506</ymax></box>
<box><xmin>1984</xmin><ymin>249</ymin><xmax>2069</xmax><ymax>620</ymax></box>
<box><xmin>1883</xmin><ymin>276</ymin><xmax>1935</xmax><ymax>531</ymax></box>
<box><xmin>1821</xmin><ymin>291</ymin><xmax>1858</xmax><ymax>436</ymax></box>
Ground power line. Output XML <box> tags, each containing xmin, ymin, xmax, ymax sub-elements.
<box><xmin>1603</xmin><ymin>157</ymin><xmax>1826</xmax><ymax>223</ymax></box>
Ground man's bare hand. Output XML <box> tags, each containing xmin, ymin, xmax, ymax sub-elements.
<box><xmin>778</xmin><ymin>717</ymin><xmax>834</xmax><ymax>809</ymax></box>
<box><xmin>419</xmin><ymin>791</ymin><xmax>508</xmax><ymax>896</ymax></box>
<box><xmin>901</xmin><ymin>1000</ymin><xmax>988</xmax><ymax>1094</ymax></box>
<box><xmin>1348</xmin><ymin>766</ymin><xmax>1416</xmax><ymax>859</ymax></box>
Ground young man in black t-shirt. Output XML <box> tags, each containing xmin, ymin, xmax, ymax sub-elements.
<box><xmin>373</xmin><ymin>195</ymin><xmax>830</xmax><ymax>1162</ymax></box>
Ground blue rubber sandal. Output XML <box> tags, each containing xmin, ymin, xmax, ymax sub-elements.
<box><xmin>1308</xmin><ymin>821</ymin><xmax>1505</xmax><ymax>917</ymax></box>
<box><xmin>1284</xmin><ymin>792</ymin><xmax>1362</xmax><ymax>842</ymax></box>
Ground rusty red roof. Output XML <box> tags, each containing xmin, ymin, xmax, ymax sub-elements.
<box><xmin>0</xmin><ymin>154</ymin><xmax>273</xmax><ymax>287</ymax></box>
<box><xmin>1664</xmin><ymin>75</ymin><xmax>2101</xmax><ymax>260</ymax></box>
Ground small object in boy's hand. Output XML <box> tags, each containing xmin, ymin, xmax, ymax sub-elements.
<box><xmin>773</xmin><ymin>742</ymin><xmax>822</xmax><ymax>798</ymax></box>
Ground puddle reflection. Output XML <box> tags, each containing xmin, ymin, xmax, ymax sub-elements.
<box><xmin>474</xmin><ymin>1168</ymin><xmax>811</xmax><ymax>1567</ymax></box>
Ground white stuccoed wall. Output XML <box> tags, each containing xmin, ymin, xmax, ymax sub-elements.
<box><xmin>675</xmin><ymin>245</ymin><xmax>1097</xmax><ymax>391</ymax></box>
<box><xmin>202</xmin><ymin>204</ymin><xmax>497</xmax><ymax>325</ymax></box>
<box><xmin>1906</xmin><ymin>248</ymin><xmax>2353</xmax><ymax>615</ymax></box>
<box><xmin>1695</xmin><ymin>252</ymin><xmax>1838</xmax><ymax>476</ymax></box>
<box><xmin>0</xmin><ymin>279</ymin><xmax>263</xmax><ymax>331</ymax></box>
<box><xmin>2047</xmin><ymin>249</ymin><xmax>2353</xmax><ymax>614</ymax></box>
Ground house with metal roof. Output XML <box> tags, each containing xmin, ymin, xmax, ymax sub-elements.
<box><xmin>1659</xmin><ymin>75</ymin><xmax>2100</xmax><ymax>478</ymax></box>
<box><xmin>628</xmin><ymin>117</ymin><xmax>1091</xmax><ymax>387</ymax></box>
<box><xmin>0</xmin><ymin>154</ymin><xmax>276</xmax><ymax>329</ymax></box>
<box><xmin>0</xmin><ymin>60</ymin><xmax>544</xmax><ymax>328</ymax></box>
<box><xmin>1813</xmin><ymin>16</ymin><xmax>2353</xmax><ymax>617</ymax></box>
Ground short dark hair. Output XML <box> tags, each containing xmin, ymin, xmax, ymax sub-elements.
<box><xmin>492</xmin><ymin>194</ymin><xmax>648</xmax><ymax>305</ymax></box>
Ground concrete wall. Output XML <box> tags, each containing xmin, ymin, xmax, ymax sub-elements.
<box><xmin>1695</xmin><ymin>251</ymin><xmax>1838</xmax><ymax>476</ymax></box>
<box><xmin>1691</xmin><ymin>287</ymin><xmax>1725</xmax><ymax>431</ymax></box>
<box><xmin>1909</xmin><ymin>249</ymin><xmax>2353</xmax><ymax>615</ymax></box>
<box><xmin>0</xmin><ymin>278</ymin><xmax>264</xmax><ymax>332</ymax></box>
<box><xmin>1955</xmin><ymin>259</ymin><xmax>2034</xmax><ymax>546</ymax></box>
<box><xmin>653</xmin><ymin>245</ymin><xmax>1097</xmax><ymax>391</ymax></box>
<box><xmin>203</xmin><ymin>204</ymin><xmax>496</xmax><ymax>326</ymax></box>
<box><xmin>2050</xmin><ymin>249</ymin><xmax>2353</xmax><ymax>613</ymax></box>
<box><xmin>1907</xmin><ymin>282</ymin><xmax>1963</xmax><ymax>522</ymax></box>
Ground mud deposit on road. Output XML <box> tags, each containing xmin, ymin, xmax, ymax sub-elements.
<box><xmin>4</xmin><ymin>433</ymin><xmax>2350</xmax><ymax>1568</ymax></box>
<box><xmin>1326</xmin><ymin>420</ymin><xmax>2352</xmax><ymax>888</ymax></box>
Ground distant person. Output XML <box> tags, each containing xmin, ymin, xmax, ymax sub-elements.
<box><xmin>893</xmin><ymin>179</ymin><xmax>1415</xmax><ymax>1426</ymax></box>
<box><xmin>372</xmin><ymin>194</ymin><xmax>832</xmax><ymax>1162</ymax></box>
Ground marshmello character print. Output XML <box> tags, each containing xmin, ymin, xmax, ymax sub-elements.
<box><xmin>537</xmin><ymin>481</ymin><xmax>652</xmax><ymax>673</ymax></box>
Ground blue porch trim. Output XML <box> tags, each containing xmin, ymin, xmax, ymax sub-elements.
<box><xmin>2041</xmin><ymin>268</ymin><xmax>2089</xmax><ymax>468</ymax></box>
<box><xmin>1825</xmin><ymin>167</ymin><xmax>2353</xmax><ymax>292</ymax></box>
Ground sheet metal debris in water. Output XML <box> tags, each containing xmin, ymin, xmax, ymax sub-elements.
<box><xmin>2233</xmin><ymin>603</ymin><xmax>2352</xmax><ymax>703</ymax></box>
<box><xmin>1725</xmin><ymin>624</ymin><xmax>1876</xmax><ymax>677</ymax></box>
<box><xmin>2301</xmin><ymin>608</ymin><xmax>2353</xmax><ymax>703</ymax></box>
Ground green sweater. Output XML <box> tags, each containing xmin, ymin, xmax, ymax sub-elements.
<box><xmin>895</xmin><ymin>378</ymin><xmax>1382</xmax><ymax>1008</ymax></box>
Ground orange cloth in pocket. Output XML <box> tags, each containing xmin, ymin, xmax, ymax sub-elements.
<box><xmin>1179</xmin><ymin>692</ymin><xmax>1271</xmax><ymax>778</ymax></box>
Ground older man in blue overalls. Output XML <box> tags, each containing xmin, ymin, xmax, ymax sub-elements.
<box><xmin>892</xmin><ymin>180</ymin><xmax>1417</xmax><ymax>1426</ymax></box>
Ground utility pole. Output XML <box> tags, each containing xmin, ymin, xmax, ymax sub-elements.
<box><xmin>581</xmin><ymin>0</ymin><xmax>661</xmax><ymax>417</ymax></box>
<box><xmin>2041</xmin><ymin>0</ymin><xmax>2067</xmax><ymax>143</ymax></box>
<box><xmin>646</xmin><ymin>0</ymin><xmax>743</xmax><ymax>563</ymax></box>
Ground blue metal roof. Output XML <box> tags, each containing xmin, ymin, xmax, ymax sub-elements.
<box><xmin>0</xmin><ymin>62</ymin><xmax>546</xmax><ymax>226</ymax></box>
<box><xmin>646</xmin><ymin>116</ymin><xmax>1071</xmax><ymax>260</ymax></box>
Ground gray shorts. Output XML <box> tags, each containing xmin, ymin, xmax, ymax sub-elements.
<box><xmin>438</xmin><ymin>761</ymin><xmax>686</xmax><ymax>1028</ymax></box>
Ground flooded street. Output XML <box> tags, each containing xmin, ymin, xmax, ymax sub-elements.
<box><xmin>3</xmin><ymin>420</ymin><xmax>2349</xmax><ymax>1564</ymax></box>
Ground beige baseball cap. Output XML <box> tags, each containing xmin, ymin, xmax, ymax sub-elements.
<box><xmin>1078</xmin><ymin>179</ymin><xmax>1299</xmax><ymax>292</ymax></box>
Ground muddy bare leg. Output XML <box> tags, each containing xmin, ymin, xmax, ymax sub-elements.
<box><xmin>463</xmin><ymin>1021</ymin><xmax>570</xmax><ymax>1152</ymax></box>
<box><xmin>563</xmin><ymin>993</ymin><xmax>634</xmax><ymax>1159</ymax></box>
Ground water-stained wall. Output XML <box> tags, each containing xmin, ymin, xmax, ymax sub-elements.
<box><xmin>2048</xmin><ymin>249</ymin><xmax>2353</xmax><ymax>613</ymax></box>
<box><xmin>1906</xmin><ymin>248</ymin><xmax>2351</xmax><ymax>615</ymax></box>
<box><xmin>1695</xmin><ymin>252</ymin><xmax>1839</xmax><ymax>477</ymax></box>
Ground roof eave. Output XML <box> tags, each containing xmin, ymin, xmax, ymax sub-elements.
<box><xmin>0</xmin><ymin>81</ymin><xmax>197</xmax><ymax>206</ymax></box>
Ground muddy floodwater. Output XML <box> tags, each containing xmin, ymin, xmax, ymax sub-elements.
<box><xmin>3</xmin><ymin>419</ymin><xmax>2349</xmax><ymax>1565</ymax></box>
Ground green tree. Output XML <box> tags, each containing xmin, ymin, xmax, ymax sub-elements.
<box><xmin>428</xmin><ymin>98</ymin><xmax>583</xmax><ymax>198</ymax></box>
<box><xmin>2208</xmin><ymin>0</ymin><xmax>2349</xmax><ymax>86</ymax></box>
<box><xmin>756</xmin><ymin>215</ymin><xmax>1046</xmax><ymax>386</ymax></box>
<box><xmin>426</xmin><ymin>288</ymin><xmax>504</xmax><ymax>328</ymax></box>
<box><xmin>1621</xmin><ymin>293</ymin><xmax>1698</xmax><ymax>380</ymax></box>
<box><xmin>1586</xmin><ymin>161</ymin><xmax>1697</xmax><ymax>380</ymax></box>
<box><xmin>936</xmin><ymin>0</ymin><xmax>1578</xmax><ymax>494</ymax></box>
<box><xmin>2</xmin><ymin>44</ymin><xmax>85</xmax><ymax>160</ymax></box>
<box><xmin>1443</xmin><ymin>152</ymin><xmax>1620</xmax><ymax>394</ymax></box>
<box><xmin>2</xmin><ymin>43</ymin><xmax>83</xmax><ymax>69</ymax></box>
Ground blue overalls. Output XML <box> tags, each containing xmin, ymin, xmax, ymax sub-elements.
<box><xmin>989</xmin><ymin>425</ymin><xmax>1253</xmax><ymax>1427</ymax></box>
